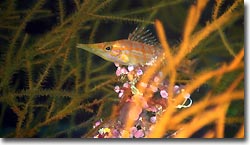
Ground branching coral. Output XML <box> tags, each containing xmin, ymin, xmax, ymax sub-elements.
<box><xmin>0</xmin><ymin>0</ymin><xmax>244</xmax><ymax>138</ymax></box>
<box><xmin>87</xmin><ymin>0</ymin><xmax>244</xmax><ymax>138</ymax></box>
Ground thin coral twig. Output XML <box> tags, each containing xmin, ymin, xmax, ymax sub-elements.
<box><xmin>148</xmin><ymin>48</ymin><xmax>243</xmax><ymax>138</ymax></box>
<box><xmin>155</xmin><ymin>19</ymin><xmax>175</xmax><ymax>103</ymax></box>
<box><xmin>235</xmin><ymin>124</ymin><xmax>244</xmax><ymax>138</ymax></box>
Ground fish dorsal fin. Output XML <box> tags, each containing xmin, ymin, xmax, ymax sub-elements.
<box><xmin>128</xmin><ymin>27</ymin><xmax>160</xmax><ymax>46</ymax></box>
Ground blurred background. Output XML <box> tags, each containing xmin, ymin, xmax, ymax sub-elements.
<box><xmin>0</xmin><ymin>0</ymin><xmax>244</xmax><ymax>138</ymax></box>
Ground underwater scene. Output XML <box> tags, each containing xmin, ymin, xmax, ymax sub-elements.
<box><xmin>0</xmin><ymin>0</ymin><xmax>244</xmax><ymax>138</ymax></box>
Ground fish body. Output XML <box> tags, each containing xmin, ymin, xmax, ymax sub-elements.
<box><xmin>77</xmin><ymin>28</ymin><xmax>161</xmax><ymax>66</ymax></box>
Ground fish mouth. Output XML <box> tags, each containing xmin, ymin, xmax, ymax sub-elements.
<box><xmin>77</xmin><ymin>43</ymin><xmax>101</xmax><ymax>53</ymax></box>
<box><xmin>76</xmin><ymin>44</ymin><xmax>93</xmax><ymax>50</ymax></box>
<box><xmin>76</xmin><ymin>44</ymin><xmax>83</xmax><ymax>49</ymax></box>
<box><xmin>77</xmin><ymin>43</ymin><xmax>107</xmax><ymax>58</ymax></box>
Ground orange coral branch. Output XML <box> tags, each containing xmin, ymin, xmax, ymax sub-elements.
<box><xmin>173</xmin><ymin>106</ymin><xmax>219</xmax><ymax>138</ymax></box>
<box><xmin>155</xmin><ymin>19</ymin><xmax>176</xmax><ymax>102</ymax></box>
<box><xmin>175</xmin><ymin>0</ymin><xmax>208</xmax><ymax>66</ymax></box>
<box><xmin>122</xmin><ymin>0</ymin><xmax>243</xmax><ymax>138</ymax></box>
<box><xmin>235</xmin><ymin>124</ymin><xmax>244</xmax><ymax>138</ymax></box>
<box><xmin>147</xmin><ymin>47</ymin><xmax>243</xmax><ymax>138</ymax></box>
<box><xmin>175</xmin><ymin>0</ymin><xmax>242</xmax><ymax>66</ymax></box>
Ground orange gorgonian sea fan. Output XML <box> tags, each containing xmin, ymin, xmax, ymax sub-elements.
<box><xmin>88</xmin><ymin>0</ymin><xmax>244</xmax><ymax>138</ymax></box>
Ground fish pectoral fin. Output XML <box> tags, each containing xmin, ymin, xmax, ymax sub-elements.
<box><xmin>119</xmin><ymin>54</ymin><xmax>129</xmax><ymax>63</ymax></box>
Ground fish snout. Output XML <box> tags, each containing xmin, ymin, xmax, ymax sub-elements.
<box><xmin>76</xmin><ymin>44</ymin><xmax>85</xmax><ymax>48</ymax></box>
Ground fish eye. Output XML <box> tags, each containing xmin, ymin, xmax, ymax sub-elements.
<box><xmin>105</xmin><ymin>46</ymin><xmax>112</xmax><ymax>51</ymax></box>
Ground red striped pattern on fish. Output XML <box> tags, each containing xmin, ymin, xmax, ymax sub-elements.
<box><xmin>77</xmin><ymin>27</ymin><xmax>162</xmax><ymax>66</ymax></box>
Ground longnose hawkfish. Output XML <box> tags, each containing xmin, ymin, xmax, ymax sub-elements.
<box><xmin>77</xmin><ymin>27</ymin><xmax>193</xmax><ymax>110</ymax></box>
<box><xmin>77</xmin><ymin>27</ymin><xmax>162</xmax><ymax>66</ymax></box>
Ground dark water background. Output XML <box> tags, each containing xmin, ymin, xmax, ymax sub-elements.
<box><xmin>0</xmin><ymin>0</ymin><xmax>244</xmax><ymax>138</ymax></box>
